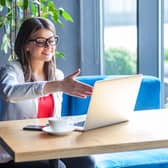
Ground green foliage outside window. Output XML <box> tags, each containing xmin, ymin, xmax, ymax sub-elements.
<box><xmin>164</xmin><ymin>48</ymin><xmax>168</xmax><ymax>63</ymax></box>
<box><xmin>104</xmin><ymin>48</ymin><xmax>136</xmax><ymax>75</ymax></box>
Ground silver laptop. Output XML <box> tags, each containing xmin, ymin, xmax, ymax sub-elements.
<box><xmin>72</xmin><ymin>74</ymin><xmax>143</xmax><ymax>131</ymax></box>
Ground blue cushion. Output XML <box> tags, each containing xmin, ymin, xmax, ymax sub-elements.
<box><xmin>61</xmin><ymin>94</ymin><xmax>71</xmax><ymax>116</ymax></box>
<box><xmin>94</xmin><ymin>148</ymin><xmax>168</xmax><ymax>168</ymax></box>
<box><xmin>134</xmin><ymin>76</ymin><xmax>161</xmax><ymax>110</ymax></box>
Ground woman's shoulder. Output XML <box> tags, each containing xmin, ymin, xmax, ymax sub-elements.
<box><xmin>1</xmin><ymin>60</ymin><xmax>21</xmax><ymax>69</ymax></box>
<box><xmin>0</xmin><ymin>60</ymin><xmax>24</xmax><ymax>82</ymax></box>
<box><xmin>8</xmin><ymin>60</ymin><xmax>21</xmax><ymax>67</ymax></box>
<box><xmin>0</xmin><ymin>60</ymin><xmax>21</xmax><ymax>72</ymax></box>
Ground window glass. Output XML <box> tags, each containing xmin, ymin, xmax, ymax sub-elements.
<box><xmin>103</xmin><ymin>0</ymin><xmax>137</xmax><ymax>75</ymax></box>
<box><xmin>164</xmin><ymin>0</ymin><xmax>168</xmax><ymax>75</ymax></box>
<box><xmin>164</xmin><ymin>0</ymin><xmax>168</xmax><ymax>107</ymax></box>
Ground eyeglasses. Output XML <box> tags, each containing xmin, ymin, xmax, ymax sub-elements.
<box><xmin>28</xmin><ymin>36</ymin><xmax>59</xmax><ymax>47</ymax></box>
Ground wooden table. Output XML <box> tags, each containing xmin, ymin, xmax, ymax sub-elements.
<box><xmin>1</xmin><ymin>109</ymin><xmax>168</xmax><ymax>167</ymax></box>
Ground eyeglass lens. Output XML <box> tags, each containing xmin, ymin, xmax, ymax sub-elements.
<box><xmin>29</xmin><ymin>36</ymin><xmax>59</xmax><ymax>47</ymax></box>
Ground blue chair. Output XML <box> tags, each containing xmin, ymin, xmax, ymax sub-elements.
<box><xmin>134</xmin><ymin>75</ymin><xmax>161</xmax><ymax>110</ymax></box>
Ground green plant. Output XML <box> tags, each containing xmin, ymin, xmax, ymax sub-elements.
<box><xmin>0</xmin><ymin>0</ymin><xmax>73</xmax><ymax>59</ymax></box>
<box><xmin>164</xmin><ymin>48</ymin><xmax>168</xmax><ymax>63</ymax></box>
<box><xmin>104</xmin><ymin>48</ymin><xmax>136</xmax><ymax>75</ymax></box>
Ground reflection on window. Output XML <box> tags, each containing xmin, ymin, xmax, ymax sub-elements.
<box><xmin>103</xmin><ymin>0</ymin><xmax>137</xmax><ymax>75</ymax></box>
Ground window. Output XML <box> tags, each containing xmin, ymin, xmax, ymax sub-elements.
<box><xmin>103</xmin><ymin>0</ymin><xmax>137</xmax><ymax>75</ymax></box>
<box><xmin>164</xmin><ymin>0</ymin><xmax>168</xmax><ymax>71</ymax></box>
<box><xmin>164</xmin><ymin>0</ymin><xmax>168</xmax><ymax>107</ymax></box>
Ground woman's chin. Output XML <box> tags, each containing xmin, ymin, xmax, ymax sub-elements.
<box><xmin>43</xmin><ymin>55</ymin><xmax>53</xmax><ymax>61</ymax></box>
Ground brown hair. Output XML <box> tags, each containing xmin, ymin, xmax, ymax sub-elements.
<box><xmin>14</xmin><ymin>17</ymin><xmax>57</xmax><ymax>82</ymax></box>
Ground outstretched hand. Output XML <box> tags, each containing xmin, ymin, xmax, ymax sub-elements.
<box><xmin>61</xmin><ymin>69</ymin><xmax>93</xmax><ymax>98</ymax></box>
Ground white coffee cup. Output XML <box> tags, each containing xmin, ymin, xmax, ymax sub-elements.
<box><xmin>48</xmin><ymin>117</ymin><xmax>71</xmax><ymax>131</ymax></box>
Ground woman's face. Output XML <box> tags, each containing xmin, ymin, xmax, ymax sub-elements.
<box><xmin>26</xmin><ymin>28</ymin><xmax>57</xmax><ymax>63</ymax></box>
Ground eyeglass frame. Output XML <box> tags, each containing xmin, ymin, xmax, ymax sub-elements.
<box><xmin>28</xmin><ymin>35</ymin><xmax>59</xmax><ymax>47</ymax></box>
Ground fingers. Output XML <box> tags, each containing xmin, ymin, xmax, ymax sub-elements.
<box><xmin>64</xmin><ymin>81</ymin><xmax>92</xmax><ymax>98</ymax></box>
<box><xmin>68</xmin><ymin>69</ymin><xmax>81</xmax><ymax>79</ymax></box>
<box><xmin>71</xmin><ymin>81</ymin><xmax>93</xmax><ymax>98</ymax></box>
<box><xmin>70</xmin><ymin>93</ymin><xmax>87</xmax><ymax>98</ymax></box>
<box><xmin>79</xmin><ymin>83</ymin><xmax>93</xmax><ymax>95</ymax></box>
<box><xmin>63</xmin><ymin>69</ymin><xmax>93</xmax><ymax>98</ymax></box>
<box><xmin>68</xmin><ymin>91</ymin><xmax>91</xmax><ymax>98</ymax></box>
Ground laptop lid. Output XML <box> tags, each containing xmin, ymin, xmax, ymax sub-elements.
<box><xmin>76</xmin><ymin>74</ymin><xmax>142</xmax><ymax>131</ymax></box>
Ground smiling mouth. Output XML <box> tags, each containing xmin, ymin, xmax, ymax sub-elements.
<box><xmin>43</xmin><ymin>52</ymin><xmax>52</xmax><ymax>55</ymax></box>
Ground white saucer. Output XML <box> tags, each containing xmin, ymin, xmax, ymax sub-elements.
<box><xmin>42</xmin><ymin>126</ymin><xmax>75</xmax><ymax>136</ymax></box>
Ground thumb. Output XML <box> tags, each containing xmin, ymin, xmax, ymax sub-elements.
<box><xmin>68</xmin><ymin>68</ymin><xmax>81</xmax><ymax>79</ymax></box>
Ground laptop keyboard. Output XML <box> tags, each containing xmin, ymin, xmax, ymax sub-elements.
<box><xmin>61</xmin><ymin>115</ymin><xmax>86</xmax><ymax>127</ymax></box>
<box><xmin>74</xmin><ymin>120</ymin><xmax>85</xmax><ymax>127</ymax></box>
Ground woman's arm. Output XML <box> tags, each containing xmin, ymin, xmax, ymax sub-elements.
<box><xmin>44</xmin><ymin>69</ymin><xmax>92</xmax><ymax>98</ymax></box>
<box><xmin>0</xmin><ymin>62</ymin><xmax>92</xmax><ymax>102</ymax></box>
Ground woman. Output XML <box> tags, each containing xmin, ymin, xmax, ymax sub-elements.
<box><xmin>0</xmin><ymin>17</ymin><xmax>95</xmax><ymax>168</ymax></box>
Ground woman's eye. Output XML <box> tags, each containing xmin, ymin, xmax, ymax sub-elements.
<box><xmin>36</xmin><ymin>41</ymin><xmax>45</xmax><ymax>44</ymax></box>
<box><xmin>49</xmin><ymin>40</ymin><xmax>55</xmax><ymax>44</ymax></box>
